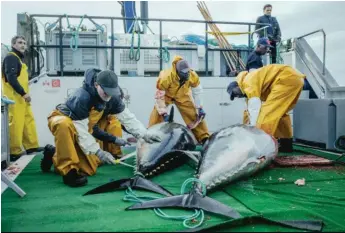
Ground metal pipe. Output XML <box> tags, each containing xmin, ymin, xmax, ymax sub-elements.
<box><xmin>35</xmin><ymin>31</ymin><xmax>40</xmax><ymax>76</ymax></box>
<box><xmin>248</xmin><ymin>25</ymin><xmax>251</xmax><ymax>57</ymax></box>
<box><xmin>30</xmin><ymin>16</ymin><xmax>35</xmax><ymax>77</ymax></box>
<box><xmin>59</xmin><ymin>17</ymin><xmax>63</xmax><ymax>77</ymax></box>
<box><xmin>297</xmin><ymin>29</ymin><xmax>326</xmax><ymax>75</ymax></box>
<box><xmin>323</xmin><ymin>32</ymin><xmax>326</xmax><ymax>75</ymax></box>
<box><xmin>205</xmin><ymin>22</ymin><xmax>208</xmax><ymax>76</ymax></box>
<box><xmin>111</xmin><ymin>19</ymin><xmax>114</xmax><ymax>71</ymax></box>
<box><xmin>252</xmin><ymin>25</ymin><xmax>269</xmax><ymax>35</ymax></box>
<box><xmin>159</xmin><ymin>21</ymin><xmax>163</xmax><ymax>71</ymax></box>
<box><xmin>30</xmin><ymin>14</ymin><xmax>270</xmax><ymax>26</ymax></box>
<box><xmin>32</xmin><ymin>44</ymin><xmax>251</xmax><ymax>52</ymax></box>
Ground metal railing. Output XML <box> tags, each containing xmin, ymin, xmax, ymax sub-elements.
<box><xmin>297</xmin><ymin>29</ymin><xmax>326</xmax><ymax>75</ymax></box>
<box><xmin>29</xmin><ymin>14</ymin><xmax>270</xmax><ymax>77</ymax></box>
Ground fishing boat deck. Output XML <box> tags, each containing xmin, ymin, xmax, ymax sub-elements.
<box><xmin>1</xmin><ymin>146</ymin><xmax>345</xmax><ymax>232</ymax></box>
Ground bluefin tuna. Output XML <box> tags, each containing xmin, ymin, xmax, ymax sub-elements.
<box><xmin>126</xmin><ymin>124</ymin><xmax>278</xmax><ymax>218</ymax></box>
<box><xmin>83</xmin><ymin>106</ymin><xmax>199</xmax><ymax>197</ymax></box>
<box><xmin>125</xmin><ymin>124</ymin><xmax>324</xmax><ymax>231</ymax></box>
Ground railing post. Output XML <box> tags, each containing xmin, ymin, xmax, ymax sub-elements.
<box><xmin>159</xmin><ymin>21</ymin><xmax>162</xmax><ymax>71</ymax></box>
<box><xmin>205</xmin><ymin>22</ymin><xmax>208</xmax><ymax>76</ymax></box>
<box><xmin>59</xmin><ymin>17</ymin><xmax>63</xmax><ymax>77</ymax></box>
<box><xmin>248</xmin><ymin>25</ymin><xmax>251</xmax><ymax>60</ymax></box>
<box><xmin>30</xmin><ymin>16</ymin><xmax>35</xmax><ymax>77</ymax></box>
<box><xmin>323</xmin><ymin>31</ymin><xmax>326</xmax><ymax>75</ymax></box>
<box><xmin>111</xmin><ymin>19</ymin><xmax>114</xmax><ymax>72</ymax></box>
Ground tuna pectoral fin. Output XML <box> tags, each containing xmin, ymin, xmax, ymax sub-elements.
<box><xmin>133</xmin><ymin>176</ymin><xmax>173</xmax><ymax>196</ymax></box>
<box><xmin>126</xmin><ymin>193</ymin><xmax>242</xmax><ymax>219</ymax></box>
<box><xmin>83</xmin><ymin>176</ymin><xmax>173</xmax><ymax>197</ymax></box>
<box><xmin>172</xmin><ymin>150</ymin><xmax>201</xmax><ymax>164</ymax></box>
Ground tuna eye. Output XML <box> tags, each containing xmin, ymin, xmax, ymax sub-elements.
<box><xmin>258</xmin><ymin>156</ymin><xmax>266</xmax><ymax>162</ymax></box>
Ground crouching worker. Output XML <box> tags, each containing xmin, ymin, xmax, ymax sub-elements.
<box><xmin>89</xmin><ymin>87</ymin><xmax>130</xmax><ymax>159</ymax></box>
<box><xmin>227</xmin><ymin>64</ymin><xmax>305</xmax><ymax>152</ymax></box>
<box><xmin>41</xmin><ymin>69</ymin><xmax>161</xmax><ymax>187</ymax></box>
<box><xmin>148</xmin><ymin>56</ymin><xmax>210</xmax><ymax>145</ymax></box>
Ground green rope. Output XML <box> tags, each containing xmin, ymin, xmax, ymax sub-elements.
<box><xmin>123</xmin><ymin>178</ymin><xmax>207</xmax><ymax>229</ymax></box>
<box><xmin>275</xmin><ymin>42</ymin><xmax>284</xmax><ymax>64</ymax></box>
<box><xmin>65</xmin><ymin>14</ymin><xmax>85</xmax><ymax>52</ymax></box>
<box><xmin>159</xmin><ymin>46</ymin><xmax>170</xmax><ymax>63</ymax></box>
<box><xmin>129</xmin><ymin>17</ymin><xmax>141</xmax><ymax>61</ymax></box>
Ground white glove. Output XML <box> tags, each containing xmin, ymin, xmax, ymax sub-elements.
<box><xmin>95</xmin><ymin>149</ymin><xmax>115</xmax><ymax>165</ymax></box>
<box><xmin>191</xmin><ymin>84</ymin><xmax>203</xmax><ymax>109</ymax></box>
<box><xmin>142</xmin><ymin>132</ymin><xmax>162</xmax><ymax>144</ymax></box>
<box><xmin>247</xmin><ymin>97</ymin><xmax>262</xmax><ymax>126</ymax></box>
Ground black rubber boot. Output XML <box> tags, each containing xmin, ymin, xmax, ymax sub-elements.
<box><xmin>10</xmin><ymin>154</ymin><xmax>22</xmax><ymax>162</ymax></box>
<box><xmin>279</xmin><ymin>138</ymin><xmax>293</xmax><ymax>153</ymax></box>
<box><xmin>40</xmin><ymin>144</ymin><xmax>56</xmax><ymax>172</ymax></box>
<box><xmin>26</xmin><ymin>147</ymin><xmax>45</xmax><ymax>154</ymax></box>
<box><xmin>63</xmin><ymin>169</ymin><xmax>88</xmax><ymax>187</ymax></box>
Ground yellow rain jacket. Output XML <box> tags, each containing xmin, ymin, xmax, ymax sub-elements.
<box><xmin>148</xmin><ymin>56</ymin><xmax>209</xmax><ymax>143</ymax></box>
<box><xmin>237</xmin><ymin>64</ymin><xmax>305</xmax><ymax>138</ymax></box>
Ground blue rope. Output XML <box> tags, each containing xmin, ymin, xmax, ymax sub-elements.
<box><xmin>123</xmin><ymin>178</ymin><xmax>207</xmax><ymax>229</ymax></box>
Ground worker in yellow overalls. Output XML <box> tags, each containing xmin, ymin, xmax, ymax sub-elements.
<box><xmin>41</xmin><ymin>69</ymin><xmax>161</xmax><ymax>187</ymax></box>
<box><xmin>88</xmin><ymin>87</ymin><xmax>129</xmax><ymax>159</ymax></box>
<box><xmin>148</xmin><ymin>56</ymin><xmax>210</xmax><ymax>145</ymax></box>
<box><xmin>1</xmin><ymin>35</ymin><xmax>43</xmax><ymax>162</ymax></box>
<box><xmin>227</xmin><ymin>64</ymin><xmax>305</xmax><ymax>152</ymax></box>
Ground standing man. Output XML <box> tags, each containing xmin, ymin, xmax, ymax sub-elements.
<box><xmin>246</xmin><ymin>37</ymin><xmax>273</xmax><ymax>72</ymax></box>
<box><xmin>148</xmin><ymin>56</ymin><xmax>210</xmax><ymax>145</ymax></box>
<box><xmin>1</xmin><ymin>35</ymin><xmax>43</xmax><ymax>162</ymax></box>
<box><xmin>255</xmin><ymin>4</ymin><xmax>282</xmax><ymax>64</ymax></box>
<box><xmin>227</xmin><ymin>64</ymin><xmax>305</xmax><ymax>152</ymax></box>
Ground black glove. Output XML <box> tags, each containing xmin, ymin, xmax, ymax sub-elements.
<box><xmin>113</xmin><ymin>137</ymin><xmax>131</xmax><ymax>146</ymax></box>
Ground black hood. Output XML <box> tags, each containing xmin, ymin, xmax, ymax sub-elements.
<box><xmin>83</xmin><ymin>68</ymin><xmax>102</xmax><ymax>99</ymax></box>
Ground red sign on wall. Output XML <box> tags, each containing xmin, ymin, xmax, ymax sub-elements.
<box><xmin>52</xmin><ymin>79</ymin><xmax>60</xmax><ymax>88</ymax></box>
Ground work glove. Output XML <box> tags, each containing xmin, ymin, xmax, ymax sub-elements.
<box><xmin>113</xmin><ymin>137</ymin><xmax>131</xmax><ymax>146</ymax></box>
<box><xmin>198</xmin><ymin>108</ymin><xmax>206</xmax><ymax>119</ymax></box>
<box><xmin>95</xmin><ymin>149</ymin><xmax>115</xmax><ymax>165</ymax></box>
<box><xmin>143</xmin><ymin>132</ymin><xmax>162</xmax><ymax>144</ymax></box>
<box><xmin>163</xmin><ymin>114</ymin><xmax>170</xmax><ymax>122</ymax></box>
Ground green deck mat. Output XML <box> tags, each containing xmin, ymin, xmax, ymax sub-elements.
<box><xmin>2</xmin><ymin>151</ymin><xmax>345</xmax><ymax>232</ymax></box>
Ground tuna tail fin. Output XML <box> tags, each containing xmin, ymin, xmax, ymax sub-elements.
<box><xmin>181</xmin><ymin>217</ymin><xmax>323</xmax><ymax>232</ymax></box>
<box><xmin>126</xmin><ymin>192</ymin><xmax>242</xmax><ymax>219</ymax></box>
<box><xmin>168</xmin><ymin>105</ymin><xmax>174</xmax><ymax>123</ymax></box>
<box><xmin>83</xmin><ymin>176</ymin><xmax>173</xmax><ymax>197</ymax></box>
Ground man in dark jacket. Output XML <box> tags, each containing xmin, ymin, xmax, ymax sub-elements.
<box><xmin>1</xmin><ymin>35</ymin><xmax>43</xmax><ymax>161</ymax></box>
<box><xmin>41</xmin><ymin>68</ymin><xmax>161</xmax><ymax>187</ymax></box>
<box><xmin>246</xmin><ymin>37</ymin><xmax>273</xmax><ymax>71</ymax></box>
<box><xmin>255</xmin><ymin>4</ymin><xmax>282</xmax><ymax>64</ymax></box>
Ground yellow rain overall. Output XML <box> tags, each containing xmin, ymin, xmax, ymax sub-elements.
<box><xmin>148</xmin><ymin>56</ymin><xmax>210</xmax><ymax>143</ymax></box>
<box><xmin>2</xmin><ymin>52</ymin><xmax>39</xmax><ymax>156</ymax></box>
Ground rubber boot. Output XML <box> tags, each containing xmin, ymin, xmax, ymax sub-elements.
<box><xmin>279</xmin><ymin>138</ymin><xmax>293</xmax><ymax>153</ymax></box>
<box><xmin>26</xmin><ymin>147</ymin><xmax>45</xmax><ymax>154</ymax></box>
<box><xmin>62</xmin><ymin>169</ymin><xmax>88</xmax><ymax>187</ymax></box>
<box><xmin>40</xmin><ymin>144</ymin><xmax>56</xmax><ymax>172</ymax></box>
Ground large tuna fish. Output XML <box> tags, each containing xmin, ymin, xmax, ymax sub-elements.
<box><xmin>125</xmin><ymin>125</ymin><xmax>324</xmax><ymax>231</ymax></box>
<box><xmin>83</xmin><ymin>106</ymin><xmax>200</xmax><ymax>197</ymax></box>
<box><xmin>126</xmin><ymin>124</ymin><xmax>278</xmax><ymax>218</ymax></box>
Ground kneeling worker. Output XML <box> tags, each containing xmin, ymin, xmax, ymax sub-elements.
<box><xmin>89</xmin><ymin>87</ymin><xmax>129</xmax><ymax>159</ymax></box>
<box><xmin>42</xmin><ymin>69</ymin><xmax>161</xmax><ymax>187</ymax></box>
<box><xmin>227</xmin><ymin>64</ymin><xmax>305</xmax><ymax>152</ymax></box>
